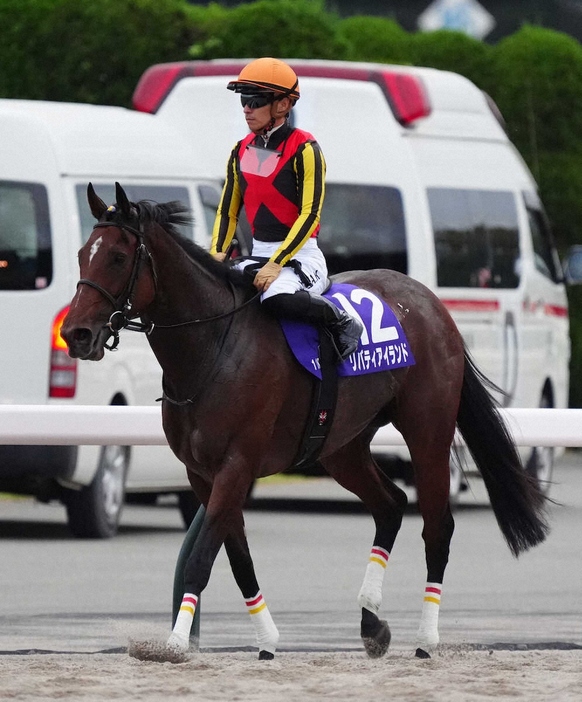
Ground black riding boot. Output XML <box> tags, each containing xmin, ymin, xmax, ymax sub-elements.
<box><xmin>262</xmin><ymin>291</ymin><xmax>363</xmax><ymax>362</ymax></box>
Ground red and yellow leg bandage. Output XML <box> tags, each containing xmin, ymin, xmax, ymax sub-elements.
<box><xmin>357</xmin><ymin>546</ymin><xmax>390</xmax><ymax>613</ymax></box>
<box><xmin>245</xmin><ymin>591</ymin><xmax>279</xmax><ymax>655</ymax></box>
<box><xmin>167</xmin><ymin>593</ymin><xmax>198</xmax><ymax>650</ymax></box>
<box><xmin>416</xmin><ymin>582</ymin><xmax>442</xmax><ymax>652</ymax></box>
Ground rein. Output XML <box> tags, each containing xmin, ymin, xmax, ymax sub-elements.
<box><xmin>78</xmin><ymin>221</ymin><xmax>260</xmax><ymax>350</ymax></box>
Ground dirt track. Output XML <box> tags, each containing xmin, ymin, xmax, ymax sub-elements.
<box><xmin>1</xmin><ymin>648</ymin><xmax>581</xmax><ymax>701</ymax></box>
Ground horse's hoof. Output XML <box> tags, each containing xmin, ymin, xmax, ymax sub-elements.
<box><xmin>258</xmin><ymin>650</ymin><xmax>275</xmax><ymax>660</ymax></box>
<box><xmin>362</xmin><ymin>619</ymin><xmax>391</xmax><ymax>659</ymax></box>
<box><xmin>415</xmin><ymin>647</ymin><xmax>431</xmax><ymax>659</ymax></box>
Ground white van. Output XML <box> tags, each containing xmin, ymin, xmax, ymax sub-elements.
<box><xmin>132</xmin><ymin>59</ymin><xmax>569</xmax><ymax>494</ymax></box>
<box><xmin>0</xmin><ymin>99</ymin><xmax>235</xmax><ymax>537</ymax></box>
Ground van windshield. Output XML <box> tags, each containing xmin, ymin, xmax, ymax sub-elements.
<box><xmin>76</xmin><ymin>184</ymin><xmax>194</xmax><ymax>242</ymax></box>
<box><xmin>0</xmin><ymin>182</ymin><xmax>52</xmax><ymax>291</ymax></box>
<box><xmin>318</xmin><ymin>184</ymin><xmax>407</xmax><ymax>275</ymax></box>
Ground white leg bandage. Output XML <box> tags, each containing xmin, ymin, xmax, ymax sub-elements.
<box><xmin>167</xmin><ymin>593</ymin><xmax>198</xmax><ymax>651</ymax></box>
<box><xmin>357</xmin><ymin>546</ymin><xmax>389</xmax><ymax>613</ymax></box>
<box><xmin>245</xmin><ymin>591</ymin><xmax>279</xmax><ymax>654</ymax></box>
<box><xmin>415</xmin><ymin>583</ymin><xmax>442</xmax><ymax>652</ymax></box>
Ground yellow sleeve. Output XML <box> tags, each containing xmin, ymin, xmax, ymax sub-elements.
<box><xmin>210</xmin><ymin>144</ymin><xmax>242</xmax><ymax>254</ymax></box>
<box><xmin>271</xmin><ymin>141</ymin><xmax>326</xmax><ymax>267</ymax></box>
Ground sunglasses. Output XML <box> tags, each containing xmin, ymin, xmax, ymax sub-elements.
<box><xmin>240</xmin><ymin>94</ymin><xmax>275</xmax><ymax>109</ymax></box>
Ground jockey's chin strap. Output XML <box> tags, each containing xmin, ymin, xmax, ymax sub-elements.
<box><xmin>77</xmin><ymin>221</ymin><xmax>155</xmax><ymax>351</ymax></box>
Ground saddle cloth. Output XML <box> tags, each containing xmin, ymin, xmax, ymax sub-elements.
<box><xmin>280</xmin><ymin>283</ymin><xmax>415</xmax><ymax>380</ymax></box>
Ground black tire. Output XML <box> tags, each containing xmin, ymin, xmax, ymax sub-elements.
<box><xmin>177</xmin><ymin>490</ymin><xmax>201</xmax><ymax>529</ymax></box>
<box><xmin>65</xmin><ymin>445</ymin><xmax>129</xmax><ymax>538</ymax></box>
<box><xmin>526</xmin><ymin>393</ymin><xmax>554</xmax><ymax>495</ymax></box>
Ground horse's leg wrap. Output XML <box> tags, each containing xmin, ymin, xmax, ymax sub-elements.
<box><xmin>415</xmin><ymin>583</ymin><xmax>442</xmax><ymax>657</ymax></box>
<box><xmin>357</xmin><ymin>546</ymin><xmax>391</xmax><ymax>658</ymax></box>
<box><xmin>245</xmin><ymin>591</ymin><xmax>279</xmax><ymax>659</ymax></box>
<box><xmin>167</xmin><ymin>593</ymin><xmax>198</xmax><ymax>651</ymax></box>
<box><xmin>357</xmin><ymin>546</ymin><xmax>389</xmax><ymax>613</ymax></box>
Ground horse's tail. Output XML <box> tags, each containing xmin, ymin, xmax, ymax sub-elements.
<box><xmin>456</xmin><ymin>348</ymin><xmax>549</xmax><ymax>556</ymax></box>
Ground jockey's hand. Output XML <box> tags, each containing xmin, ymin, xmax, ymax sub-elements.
<box><xmin>254</xmin><ymin>261</ymin><xmax>282</xmax><ymax>292</ymax></box>
<box><xmin>212</xmin><ymin>252</ymin><xmax>227</xmax><ymax>262</ymax></box>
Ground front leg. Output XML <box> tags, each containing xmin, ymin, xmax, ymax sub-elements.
<box><xmin>224</xmin><ymin>515</ymin><xmax>279</xmax><ymax>659</ymax></box>
<box><xmin>167</xmin><ymin>465</ymin><xmax>254</xmax><ymax>654</ymax></box>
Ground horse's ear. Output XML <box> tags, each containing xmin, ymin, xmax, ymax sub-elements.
<box><xmin>115</xmin><ymin>182</ymin><xmax>132</xmax><ymax>218</ymax></box>
<box><xmin>87</xmin><ymin>182</ymin><xmax>107</xmax><ymax>220</ymax></box>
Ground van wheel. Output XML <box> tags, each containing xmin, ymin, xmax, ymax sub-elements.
<box><xmin>526</xmin><ymin>393</ymin><xmax>554</xmax><ymax>495</ymax></box>
<box><xmin>65</xmin><ymin>445</ymin><xmax>129</xmax><ymax>538</ymax></box>
<box><xmin>177</xmin><ymin>490</ymin><xmax>201</xmax><ymax>529</ymax></box>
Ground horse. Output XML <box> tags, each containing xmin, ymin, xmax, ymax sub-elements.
<box><xmin>61</xmin><ymin>182</ymin><xmax>548</xmax><ymax>662</ymax></box>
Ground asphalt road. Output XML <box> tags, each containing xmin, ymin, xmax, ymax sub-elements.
<box><xmin>0</xmin><ymin>453</ymin><xmax>581</xmax><ymax>655</ymax></box>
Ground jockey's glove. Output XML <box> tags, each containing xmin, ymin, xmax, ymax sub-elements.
<box><xmin>254</xmin><ymin>261</ymin><xmax>283</xmax><ymax>292</ymax></box>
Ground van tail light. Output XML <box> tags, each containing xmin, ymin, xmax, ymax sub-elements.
<box><xmin>50</xmin><ymin>306</ymin><xmax>77</xmax><ymax>398</ymax></box>
<box><xmin>133</xmin><ymin>62</ymin><xmax>189</xmax><ymax>113</ymax></box>
<box><xmin>377</xmin><ymin>71</ymin><xmax>432</xmax><ymax>125</ymax></box>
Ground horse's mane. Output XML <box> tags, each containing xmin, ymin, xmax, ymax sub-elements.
<box><xmin>132</xmin><ymin>199</ymin><xmax>249</xmax><ymax>289</ymax></box>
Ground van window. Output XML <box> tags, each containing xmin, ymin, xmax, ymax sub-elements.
<box><xmin>0</xmin><ymin>182</ymin><xmax>52</xmax><ymax>290</ymax></box>
<box><xmin>428</xmin><ymin>188</ymin><xmax>520</xmax><ymax>288</ymax></box>
<box><xmin>75</xmin><ymin>184</ymin><xmax>193</xmax><ymax>242</ymax></box>
<box><xmin>319</xmin><ymin>184</ymin><xmax>407</xmax><ymax>275</ymax></box>
<box><xmin>523</xmin><ymin>193</ymin><xmax>561</xmax><ymax>283</ymax></box>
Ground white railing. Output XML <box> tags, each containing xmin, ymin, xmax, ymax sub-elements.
<box><xmin>1</xmin><ymin>406</ymin><xmax>582</xmax><ymax>447</ymax></box>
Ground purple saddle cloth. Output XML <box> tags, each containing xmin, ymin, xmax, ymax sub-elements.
<box><xmin>280</xmin><ymin>283</ymin><xmax>415</xmax><ymax>380</ymax></box>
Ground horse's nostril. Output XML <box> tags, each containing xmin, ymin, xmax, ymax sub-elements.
<box><xmin>68</xmin><ymin>328</ymin><xmax>93</xmax><ymax>346</ymax></box>
<box><xmin>73</xmin><ymin>328</ymin><xmax>92</xmax><ymax>343</ymax></box>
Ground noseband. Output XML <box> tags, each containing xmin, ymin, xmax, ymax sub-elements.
<box><xmin>77</xmin><ymin>221</ymin><xmax>155</xmax><ymax>350</ymax></box>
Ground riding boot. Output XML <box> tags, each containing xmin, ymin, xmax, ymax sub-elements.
<box><xmin>262</xmin><ymin>291</ymin><xmax>363</xmax><ymax>362</ymax></box>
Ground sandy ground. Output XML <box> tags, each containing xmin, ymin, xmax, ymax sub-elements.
<box><xmin>1</xmin><ymin>648</ymin><xmax>581</xmax><ymax>701</ymax></box>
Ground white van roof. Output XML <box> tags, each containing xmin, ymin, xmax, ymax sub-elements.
<box><xmin>133</xmin><ymin>58</ymin><xmax>508</xmax><ymax>143</ymax></box>
<box><xmin>0</xmin><ymin>99</ymin><xmax>197</xmax><ymax>179</ymax></box>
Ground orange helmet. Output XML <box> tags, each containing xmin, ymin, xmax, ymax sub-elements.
<box><xmin>227</xmin><ymin>58</ymin><xmax>300</xmax><ymax>102</ymax></box>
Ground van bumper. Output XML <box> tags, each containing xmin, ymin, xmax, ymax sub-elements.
<box><xmin>0</xmin><ymin>445</ymin><xmax>78</xmax><ymax>498</ymax></box>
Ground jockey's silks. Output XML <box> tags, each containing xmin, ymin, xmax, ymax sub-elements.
<box><xmin>211</xmin><ymin>124</ymin><xmax>326</xmax><ymax>267</ymax></box>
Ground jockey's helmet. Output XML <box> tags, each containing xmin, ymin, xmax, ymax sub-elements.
<box><xmin>227</xmin><ymin>58</ymin><xmax>300</xmax><ymax>104</ymax></box>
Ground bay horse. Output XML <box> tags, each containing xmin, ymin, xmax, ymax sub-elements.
<box><xmin>62</xmin><ymin>183</ymin><xmax>548</xmax><ymax>662</ymax></box>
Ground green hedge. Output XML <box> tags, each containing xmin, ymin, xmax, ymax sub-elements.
<box><xmin>0</xmin><ymin>0</ymin><xmax>197</xmax><ymax>105</ymax></box>
<box><xmin>2</xmin><ymin>0</ymin><xmax>582</xmax><ymax>404</ymax></box>
<box><xmin>187</xmin><ymin>0</ymin><xmax>347</xmax><ymax>60</ymax></box>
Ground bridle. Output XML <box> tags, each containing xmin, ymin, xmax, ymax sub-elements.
<box><xmin>77</xmin><ymin>221</ymin><xmax>155</xmax><ymax>350</ymax></box>
<box><xmin>77</xmin><ymin>220</ymin><xmax>260</xmax><ymax>351</ymax></box>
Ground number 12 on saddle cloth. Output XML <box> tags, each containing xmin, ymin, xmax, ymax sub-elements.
<box><xmin>280</xmin><ymin>283</ymin><xmax>415</xmax><ymax>379</ymax></box>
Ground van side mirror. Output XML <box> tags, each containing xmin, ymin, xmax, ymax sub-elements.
<box><xmin>562</xmin><ymin>246</ymin><xmax>582</xmax><ymax>285</ymax></box>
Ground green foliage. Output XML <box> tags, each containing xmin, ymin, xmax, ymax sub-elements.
<box><xmin>336</xmin><ymin>15</ymin><xmax>411</xmax><ymax>64</ymax></box>
<box><xmin>535</xmin><ymin>151</ymin><xmax>582</xmax><ymax>251</ymax></box>
<box><xmin>490</xmin><ymin>25</ymin><xmax>582</xmax><ymax>160</ymax></box>
<box><xmin>411</xmin><ymin>29</ymin><xmax>495</xmax><ymax>91</ymax></box>
<box><xmin>0</xmin><ymin>0</ymin><xmax>197</xmax><ymax>106</ymax></box>
<box><xmin>188</xmin><ymin>0</ymin><xmax>347</xmax><ymax>61</ymax></box>
<box><xmin>567</xmin><ymin>289</ymin><xmax>582</xmax><ymax>408</ymax></box>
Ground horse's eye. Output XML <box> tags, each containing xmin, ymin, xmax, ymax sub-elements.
<box><xmin>112</xmin><ymin>252</ymin><xmax>127</xmax><ymax>266</ymax></box>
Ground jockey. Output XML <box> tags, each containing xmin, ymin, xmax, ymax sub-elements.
<box><xmin>210</xmin><ymin>57</ymin><xmax>363</xmax><ymax>361</ymax></box>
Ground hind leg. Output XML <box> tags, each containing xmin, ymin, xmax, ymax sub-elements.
<box><xmin>396</xmin><ymin>412</ymin><xmax>457</xmax><ymax>658</ymax></box>
<box><xmin>321</xmin><ymin>432</ymin><xmax>408</xmax><ymax>659</ymax></box>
